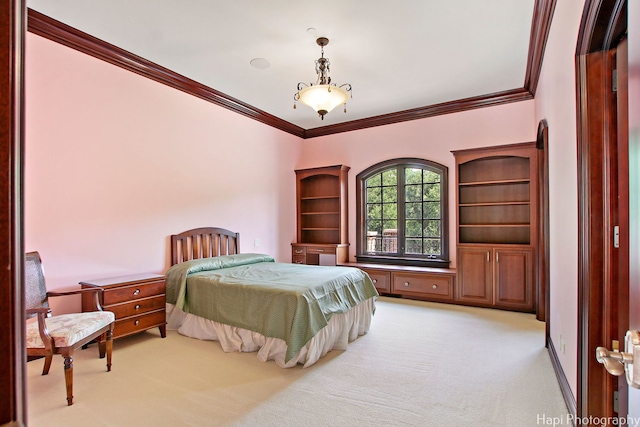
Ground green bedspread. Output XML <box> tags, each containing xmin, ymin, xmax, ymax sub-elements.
<box><xmin>165</xmin><ymin>253</ymin><xmax>378</xmax><ymax>362</ymax></box>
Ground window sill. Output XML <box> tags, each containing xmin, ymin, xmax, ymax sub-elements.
<box><xmin>355</xmin><ymin>255</ymin><xmax>450</xmax><ymax>269</ymax></box>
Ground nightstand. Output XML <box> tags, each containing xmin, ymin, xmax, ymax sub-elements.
<box><xmin>80</xmin><ymin>273</ymin><xmax>166</xmax><ymax>339</ymax></box>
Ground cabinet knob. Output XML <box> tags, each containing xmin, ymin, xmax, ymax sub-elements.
<box><xmin>133</xmin><ymin>289</ymin><xmax>141</xmax><ymax>296</ymax></box>
<box><xmin>295</xmin><ymin>249</ymin><xmax>303</xmax><ymax>254</ymax></box>
<box><xmin>134</xmin><ymin>320</ymin><xmax>140</xmax><ymax>326</ymax></box>
<box><xmin>135</xmin><ymin>304</ymin><xmax>141</xmax><ymax>310</ymax></box>
<box><xmin>372</xmin><ymin>279</ymin><xmax>377</xmax><ymax>284</ymax></box>
<box><xmin>432</xmin><ymin>284</ymin><xmax>438</xmax><ymax>289</ymax></box>
<box><xmin>404</xmin><ymin>282</ymin><xmax>410</xmax><ymax>287</ymax></box>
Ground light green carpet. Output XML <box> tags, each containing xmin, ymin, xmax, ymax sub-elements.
<box><xmin>26</xmin><ymin>297</ymin><xmax>569</xmax><ymax>426</ymax></box>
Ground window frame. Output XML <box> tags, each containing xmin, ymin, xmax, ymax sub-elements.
<box><xmin>355</xmin><ymin>158</ymin><xmax>450</xmax><ymax>268</ymax></box>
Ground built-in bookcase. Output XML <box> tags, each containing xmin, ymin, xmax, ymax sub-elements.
<box><xmin>293</xmin><ymin>165</ymin><xmax>349</xmax><ymax>265</ymax></box>
<box><xmin>452</xmin><ymin>142</ymin><xmax>538</xmax><ymax>313</ymax></box>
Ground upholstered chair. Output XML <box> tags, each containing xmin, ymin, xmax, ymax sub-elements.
<box><xmin>25</xmin><ymin>251</ymin><xmax>115</xmax><ymax>406</ymax></box>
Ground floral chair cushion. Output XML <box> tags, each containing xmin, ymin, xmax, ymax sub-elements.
<box><xmin>26</xmin><ymin>311</ymin><xmax>115</xmax><ymax>348</ymax></box>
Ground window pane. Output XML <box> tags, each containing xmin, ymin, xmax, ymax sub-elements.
<box><xmin>381</xmin><ymin>227</ymin><xmax>397</xmax><ymax>253</ymax></box>
<box><xmin>405</xmin><ymin>219</ymin><xmax>422</xmax><ymax>237</ymax></box>
<box><xmin>423</xmin><ymin>219</ymin><xmax>441</xmax><ymax>238</ymax></box>
<box><xmin>405</xmin><ymin>238</ymin><xmax>422</xmax><ymax>254</ymax></box>
<box><xmin>423</xmin><ymin>201</ymin><xmax>440</xmax><ymax>218</ymax></box>
<box><xmin>382</xmin><ymin>203</ymin><xmax>397</xmax><ymax>219</ymax></box>
<box><xmin>405</xmin><ymin>184</ymin><xmax>421</xmax><ymax>202</ymax></box>
<box><xmin>423</xmin><ymin>183</ymin><xmax>440</xmax><ymax>201</ymax></box>
<box><xmin>405</xmin><ymin>168</ymin><xmax>422</xmax><ymax>184</ymax></box>
<box><xmin>382</xmin><ymin>220</ymin><xmax>397</xmax><ymax>230</ymax></box>
<box><xmin>424</xmin><ymin>239</ymin><xmax>441</xmax><ymax>255</ymax></box>
<box><xmin>382</xmin><ymin>186</ymin><xmax>397</xmax><ymax>203</ymax></box>
<box><xmin>382</xmin><ymin>170</ymin><xmax>397</xmax><ymax>185</ymax></box>
<box><xmin>366</xmin><ymin>174</ymin><xmax>381</xmax><ymax>188</ymax></box>
<box><xmin>423</xmin><ymin>170</ymin><xmax>440</xmax><ymax>184</ymax></box>
<box><xmin>405</xmin><ymin>202</ymin><xmax>422</xmax><ymax>219</ymax></box>
<box><xmin>367</xmin><ymin>187</ymin><xmax>381</xmax><ymax>203</ymax></box>
<box><xmin>367</xmin><ymin>204</ymin><xmax>381</xmax><ymax>220</ymax></box>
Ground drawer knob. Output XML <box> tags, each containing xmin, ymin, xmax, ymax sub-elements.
<box><xmin>134</xmin><ymin>320</ymin><xmax>140</xmax><ymax>326</ymax></box>
<box><xmin>135</xmin><ymin>304</ymin><xmax>141</xmax><ymax>310</ymax></box>
<box><xmin>432</xmin><ymin>284</ymin><xmax>438</xmax><ymax>289</ymax></box>
<box><xmin>372</xmin><ymin>279</ymin><xmax>377</xmax><ymax>284</ymax></box>
<box><xmin>133</xmin><ymin>289</ymin><xmax>140</xmax><ymax>296</ymax></box>
<box><xmin>404</xmin><ymin>282</ymin><xmax>410</xmax><ymax>287</ymax></box>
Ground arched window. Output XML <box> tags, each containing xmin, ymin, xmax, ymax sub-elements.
<box><xmin>356</xmin><ymin>158</ymin><xmax>449</xmax><ymax>267</ymax></box>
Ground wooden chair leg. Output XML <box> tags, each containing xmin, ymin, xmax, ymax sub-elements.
<box><xmin>42</xmin><ymin>354</ymin><xmax>53</xmax><ymax>375</ymax></box>
<box><xmin>98</xmin><ymin>332</ymin><xmax>106</xmax><ymax>359</ymax></box>
<box><xmin>63</xmin><ymin>355</ymin><xmax>74</xmax><ymax>406</ymax></box>
<box><xmin>106</xmin><ymin>329</ymin><xmax>113</xmax><ymax>372</ymax></box>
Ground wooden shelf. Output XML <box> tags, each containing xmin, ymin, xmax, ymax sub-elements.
<box><xmin>452</xmin><ymin>142</ymin><xmax>537</xmax><ymax>313</ymax></box>
<box><xmin>458</xmin><ymin>178</ymin><xmax>530</xmax><ymax>186</ymax></box>
<box><xmin>294</xmin><ymin>165</ymin><xmax>350</xmax><ymax>264</ymax></box>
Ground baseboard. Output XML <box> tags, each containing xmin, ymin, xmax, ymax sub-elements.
<box><xmin>547</xmin><ymin>333</ymin><xmax>578</xmax><ymax>423</ymax></box>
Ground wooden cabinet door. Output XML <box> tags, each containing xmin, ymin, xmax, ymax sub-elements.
<box><xmin>456</xmin><ymin>247</ymin><xmax>493</xmax><ymax>305</ymax></box>
<box><xmin>493</xmin><ymin>248</ymin><xmax>534</xmax><ymax>311</ymax></box>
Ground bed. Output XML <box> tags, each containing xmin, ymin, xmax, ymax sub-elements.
<box><xmin>165</xmin><ymin>227</ymin><xmax>378</xmax><ymax>368</ymax></box>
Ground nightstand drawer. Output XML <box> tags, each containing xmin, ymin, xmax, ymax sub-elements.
<box><xmin>392</xmin><ymin>273</ymin><xmax>453</xmax><ymax>299</ymax></box>
<box><xmin>114</xmin><ymin>310</ymin><xmax>166</xmax><ymax>338</ymax></box>
<box><xmin>105</xmin><ymin>295</ymin><xmax>165</xmax><ymax>318</ymax></box>
<box><xmin>103</xmin><ymin>280</ymin><xmax>165</xmax><ymax>305</ymax></box>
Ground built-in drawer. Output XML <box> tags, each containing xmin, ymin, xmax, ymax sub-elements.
<box><xmin>307</xmin><ymin>246</ymin><xmax>336</xmax><ymax>255</ymax></box>
<box><xmin>292</xmin><ymin>255</ymin><xmax>306</xmax><ymax>264</ymax></box>
<box><xmin>392</xmin><ymin>273</ymin><xmax>454</xmax><ymax>300</ymax></box>
<box><xmin>103</xmin><ymin>280</ymin><xmax>165</xmax><ymax>305</ymax></box>
<box><xmin>292</xmin><ymin>246</ymin><xmax>306</xmax><ymax>255</ymax></box>
<box><xmin>362</xmin><ymin>269</ymin><xmax>391</xmax><ymax>293</ymax></box>
<box><xmin>104</xmin><ymin>295</ymin><xmax>165</xmax><ymax>318</ymax></box>
<box><xmin>113</xmin><ymin>310</ymin><xmax>166</xmax><ymax>339</ymax></box>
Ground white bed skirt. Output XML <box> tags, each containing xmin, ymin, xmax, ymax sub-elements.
<box><xmin>166</xmin><ymin>298</ymin><xmax>375</xmax><ymax>368</ymax></box>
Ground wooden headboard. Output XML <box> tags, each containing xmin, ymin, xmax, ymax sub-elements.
<box><xmin>170</xmin><ymin>227</ymin><xmax>240</xmax><ymax>265</ymax></box>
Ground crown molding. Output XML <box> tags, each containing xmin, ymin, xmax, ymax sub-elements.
<box><xmin>27</xmin><ymin>1</ymin><xmax>553</xmax><ymax>139</ymax></box>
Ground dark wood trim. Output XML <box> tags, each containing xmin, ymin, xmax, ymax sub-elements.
<box><xmin>576</xmin><ymin>0</ymin><xmax>630</xmax><ymax>421</ymax></box>
<box><xmin>525</xmin><ymin>0</ymin><xmax>557</xmax><ymax>95</ymax></box>
<box><xmin>26</xmin><ymin>8</ymin><xmax>306</xmax><ymax>139</ymax></box>
<box><xmin>548</xmin><ymin>334</ymin><xmax>578</xmax><ymax>420</ymax></box>
<box><xmin>25</xmin><ymin>6</ymin><xmax>555</xmax><ymax>140</ymax></box>
<box><xmin>0</xmin><ymin>0</ymin><xmax>25</xmax><ymax>425</ymax></box>
<box><xmin>304</xmin><ymin>88</ymin><xmax>533</xmax><ymax>138</ymax></box>
<box><xmin>576</xmin><ymin>0</ymin><xmax>627</xmax><ymax>55</ymax></box>
<box><xmin>536</xmin><ymin>120</ymin><xmax>550</xmax><ymax>327</ymax></box>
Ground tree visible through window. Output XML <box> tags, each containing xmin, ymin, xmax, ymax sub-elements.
<box><xmin>356</xmin><ymin>158</ymin><xmax>449</xmax><ymax>267</ymax></box>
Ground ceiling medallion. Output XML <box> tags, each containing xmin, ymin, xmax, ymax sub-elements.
<box><xmin>293</xmin><ymin>37</ymin><xmax>352</xmax><ymax>120</ymax></box>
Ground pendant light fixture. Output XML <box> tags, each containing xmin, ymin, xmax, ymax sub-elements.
<box><xmin>293</xmin><ymin>37</ymin><xmax>352</xmax><ymax>120</ymax></box>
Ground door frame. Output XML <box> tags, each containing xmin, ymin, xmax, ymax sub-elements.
<box><xmin>0</xmin><ymin>0</ymin><xmax>26</xmax><ymax>425</ymax></box>
<box><xmin>576</xmin><ymin>0</ymin><xmax>628</xmax><ymax>420</ymax></box>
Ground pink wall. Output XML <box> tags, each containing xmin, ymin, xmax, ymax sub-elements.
<box><xmin>26</xmin><ymin>7</ymin><xmax>584</xmax><ymax>401</ymax></box>
<box><xmin>25</xmin><ymin>34</ymin><xmax>302</xmax><ymax>313</ymax></box>
<box><xmin>534</xmin><ymin>0</ymin><xmax>585</xmax><ymax>398</ymax></box>
<box><xmin>299</xmin><ymin>101</ymin><xmax>536</xmax><ymax>267</ymax></box>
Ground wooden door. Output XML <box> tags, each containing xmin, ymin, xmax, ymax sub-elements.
<box><xmin>494</xmin><ymin>247</ymin><xmax>534</xmax><ymax>311</ymax></box>
<box><xmin>456</xmin><ymin>246</ymin><xmax>492</xmax><ymax>305</ymax></box>
<box><xmin>576</xmin><ymin>0</ymin><xmax>630</xmax><ymax>419</ymax></box>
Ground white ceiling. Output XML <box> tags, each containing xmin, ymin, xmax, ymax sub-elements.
<box><xmin>27</xmin><ymin>0</ymin><xmax>536</xmax><ymax>131</ymax></box>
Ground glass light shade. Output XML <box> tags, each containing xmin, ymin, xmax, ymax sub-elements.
<box><xmin>298</xmin><ymin>84</ymin><xmax>349</xmax><ymax>116</ymax></box>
